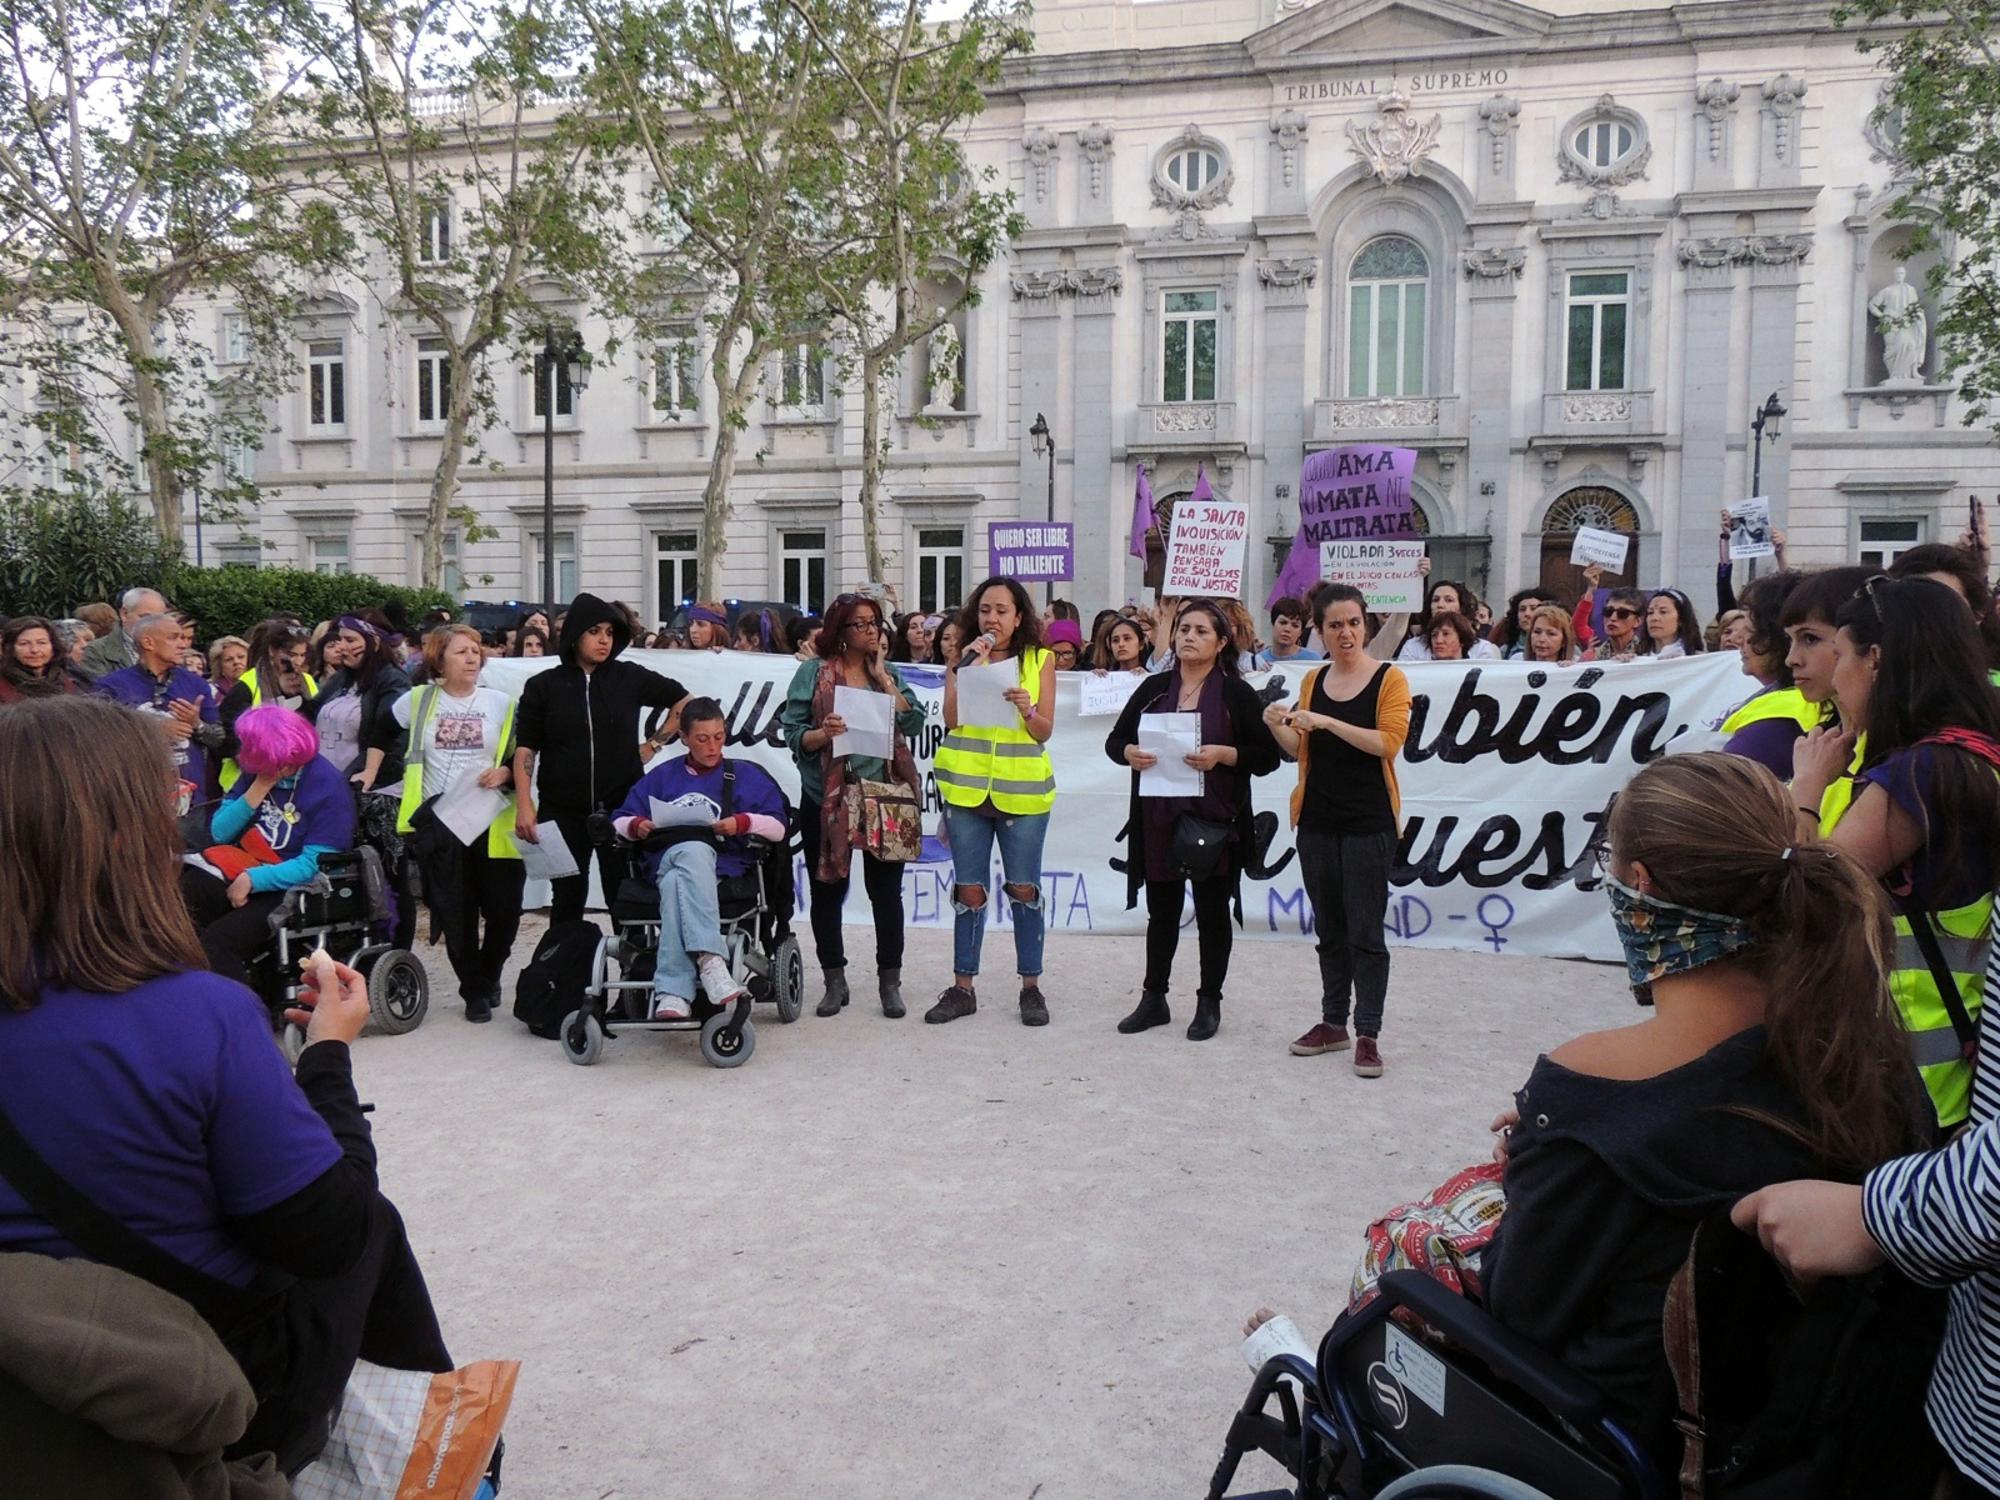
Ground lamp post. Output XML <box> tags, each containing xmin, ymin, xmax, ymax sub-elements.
<box><xmin>1029</xmin><ymin>411</ymin><xmax>1055</xmax><ymax>601</ymax></box>
<box><xmin>1748</xmin><ymin>391</ymin><xmax>1785</xmax><ymax>581</ymax></box>
<box><xmin>192</xmin><ymin>478</ymin><xmax>204</xmax><ymax>568</ymax></box>
<box><xmin>536</xmin><ymin>327</ymin><xmax>591</xmax><ymax>606</ymax></box>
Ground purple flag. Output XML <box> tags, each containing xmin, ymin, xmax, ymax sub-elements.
<box><xmin>1267</xmin><ymin>446</ymin><xmax>1419</xmax><ymax>607</ymax></box>
<box><xmin>1188</xmin><ymin>463</ymin><xmax>1213</xmax><ymax>509</ymax></box>
<box><xmin>1129</xmin><ymin>464</ymin><xmax>1155</xmax><ymax>559</ymax></box>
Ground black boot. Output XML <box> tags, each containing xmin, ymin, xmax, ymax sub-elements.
<box><xmin>1116</xmin><ymin>989</ymin><xmax>1171</xmax><ymax>1034</ymax></box>
<box><xmin>815</xmin><ymin>967</ymin><xmax>850</xmax><ymax>1018</ymax></box>
<box><xmin>1186</xmin><ymin>991</ymin><xmax>1221</xmax><ymax>1041</ymax></box>
<box><xmin>878</xmin><ymin>967</ymin><xmax>906</xmax><ymax>1019</ymax></box>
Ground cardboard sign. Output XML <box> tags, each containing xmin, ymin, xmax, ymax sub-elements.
<box><xmin>1269</xmin><ymin>445</ymin><xmax>1419</xmax><ymax>605</ymax></box>
<box><xmin>1320</xmin><ymin>540</ymin><xmax>1427</xmax><ymax>612</ymax></box>
<box><xmin>1569</xmin><ymin>527</ymin><xmax>1631</xmax><ymax>573</ymax></box>
<box><xmin>1162</xmin><ymin>499</ymin><xmax>1251</xmax><ymax>597</ymax></box>
<box><xmin>1726</xmin><ymin>498</ymin><xmax>1775</xmax><ymax>561</ymax></box>
<box><xmin>988</xmin><ymin>522</ymin><xmax>1074</xmax><ymax>582</ymax></box>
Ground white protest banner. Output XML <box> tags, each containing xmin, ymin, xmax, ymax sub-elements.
<box><xmin>1569</xmin><ymin>527</ymin><xmax>1631</xmax><ymax>572</ymax></box>
<box><xmin>1726</xmin><ymin>497</ymin><xmax>1775</xmax><ymax>561</ymax></box>
<box><xmin>1319</xmin><ymin>539</ymin><xmax>1427</xmax><ymax>611</ymax></box>
<box><xmin>1162</xmin><ymin>498</ymin><xmax>1251</xmax><ymax>597</ymax></box>
<box><xmin>1077</xmin><ymin>672</ymin><xmax>1144</xmax><ymax>718</ymax></box>
<box><xmin>482</xmin><ymin>651</ymin><xmax>1754</xmax><ymax>964</ymax></box>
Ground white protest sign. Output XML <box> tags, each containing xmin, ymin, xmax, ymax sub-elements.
<box><xmin>1162</xmin><ymin>499</ymin><xmax>1251</xmax><ymax>597</ymax></box>
<box><xmin>482</xmin><ymin>651</ymin><xmax>1754</xmax><ymax>964</ymax></box>
<box><xmin>1320</xmin><ymin>539</ymin><xmax>1427</xmax><ymax>611</ymax></box>
<box><xmin>1077</xmin><ymin>672</ymin><xmax>1144</xmax><ymax>718</ymax></box>
<box><xmin>1726</xmin><ymin>497</ymin><xmax>1775</xmax><ymax>561</ymax></box>
<box><xmin>1569</xmin><ymin>527</ymin><xmax>1631</xmax><ymax>572</ymax></box>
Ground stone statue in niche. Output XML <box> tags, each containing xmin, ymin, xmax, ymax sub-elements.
<box><xmin>924</xmin><ymin>324</ymin><xmax>962</xmax><ymax>412</ymax></box>
<box><xmin>1869</xmin><ymin>265</ymin><xmax>1928</xmax><ymax>385</ymax></box>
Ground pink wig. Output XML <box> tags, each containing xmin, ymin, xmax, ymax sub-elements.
<box><xmin>235</xmin><ymin>704</ymin><xmax>321</xmax><ymax>776</ymax></box>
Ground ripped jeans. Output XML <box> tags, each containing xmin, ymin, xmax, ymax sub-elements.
<box><xmin>942</xmin><ymin>804</ymin><xmax>1049</xmax><ymax>980</ymax></box>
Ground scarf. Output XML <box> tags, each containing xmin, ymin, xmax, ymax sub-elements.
<box><xmin>1606</xmin><ymin>876</ymin><xmax>1757</xmax><ymax>1004</ymax></box>
<box><xmin>811</xmin><ymin>658</ymin><xmax>919</xmax><ymax>883</ymax></box>
<box><xmin>0</xmin><ymin>660</ymin><xmax>71</xmax><ymax>698</ymax></box>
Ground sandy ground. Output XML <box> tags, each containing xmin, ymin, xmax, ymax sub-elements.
<box><xmin>357</xmin><ymin>918</ymin><xmax>1632</xmax><ymax>1500</ymax></box>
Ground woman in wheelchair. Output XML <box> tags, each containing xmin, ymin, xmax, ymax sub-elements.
<box><xmin>612</xmin><ymin>697</ymin><xmax>788</xmax><ymax>1021</ymax></box>
<box><xmin>180</xmin><ymin>704</ymin><xmax>357</xmax><ymax>990</ymax></box>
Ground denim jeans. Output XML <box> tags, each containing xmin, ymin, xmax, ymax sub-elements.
<box><xmin>651</xmin><ymin>841</ymin><xmax>725</xmax><ymax>1002</ymax></box>
<box><xmin>942</xmin><ymin>804</ymin><xmax>1049</xmax><ymax>979</ymax></box>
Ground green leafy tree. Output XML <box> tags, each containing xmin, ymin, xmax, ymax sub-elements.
<box><xmin>1837</xmin><ymin>0</ymin><xmax>2000</xmax><ymax>428</ymax></box>
<box><xmin>0</xmin><ymin>0</ymin><xmax>311</xmax><ymax>541</ymax></box>
<box><xmin>283</xmin><ymin>0</ymin><xmax>630</xmax><ymax>590</ymax></box>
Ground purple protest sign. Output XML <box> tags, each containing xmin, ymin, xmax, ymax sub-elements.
<box><xmin>1267</xmin><ymin>446</ymin><xmax>1418</xmax><ymax>606</ymax></box>
<box><xmin>989</xmin><ymin>521</ymin><xmax>1075</xmax><ymax>583</ymax></box>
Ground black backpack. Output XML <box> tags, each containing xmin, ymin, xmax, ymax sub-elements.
<box><xmin>513</xmin><ymin>918</ymin><xmax>603</xmax><ymax>1038</ymax></box>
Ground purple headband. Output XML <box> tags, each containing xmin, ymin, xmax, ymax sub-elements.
<box><xmin>337</xmin><ymin>615</ymin><xmax>382</xmax><ymax>642</ymax></box>
<box><xmin>690</xmin><ymin>606</ymin><xmax>729</xmax><ymax>628</ymax></box>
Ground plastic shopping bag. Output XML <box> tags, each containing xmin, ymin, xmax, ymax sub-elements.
<box><xmin>291</xmin><ymin>1359</ymin><xmax>519</xmax><ymax>1500</ymax></box>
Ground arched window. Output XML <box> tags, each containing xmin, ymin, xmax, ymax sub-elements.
<box><xmin>1347</xmin><ymin>236</ymin><xmax>1428</xmax><ymax>398</ymax></box>
<box><xmin>1540</xmin><ymin>485</ymin><xmax>1642</xmax><ymax>592</ymax></box>
<box><xmin>1165</xmin><ymin>145</ymin><xmax>1223</xmax><ymax>194</ymax></box>
<box><xmin>1571</xmin><ymin>118</ymin><xmax>1636</xmax><ymax>171</ymax></box>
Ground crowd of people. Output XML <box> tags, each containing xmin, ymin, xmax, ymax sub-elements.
<box><xmin>6</xmin><ymin>507</ymin><xmax>2000</xmax><ymax>1496</ymax></box>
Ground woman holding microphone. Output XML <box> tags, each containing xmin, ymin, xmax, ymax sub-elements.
<box><xmin>780</xmin><ymin>592</ymin><xmax>927</xmax><ymax>1019</ymax></box>
<box><xmin>1264</xmin><ymin>585</ymin><xmax>1412</xmax><ymax>1078</ymax></box>
<box><xmin>929</xmin><ymin>577</ymin><xmax>1058</xmax><ymax>1027</ymax></box>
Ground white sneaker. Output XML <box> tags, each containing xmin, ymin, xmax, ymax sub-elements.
<box><xmin>697</xmin><ymin>957</ymin><xmax>744</xmax><ymax>1008</ymax></box>
<box><xmin>651</xmin><ymin>993</ymin><xmax>692</xmax><ymax>1021</ymax></box>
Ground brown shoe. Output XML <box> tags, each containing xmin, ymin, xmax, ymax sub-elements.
<box><xmin>1289</xmin><ymin>1022</ymin><xmax>1351</xmax><ymax>1057</ymax></box>
<box><xmin>1353</xmin><ymin>1037</ymin><xmax>1384</xmax><ymax>1078</ymax></box>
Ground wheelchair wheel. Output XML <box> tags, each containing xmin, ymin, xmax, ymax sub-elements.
<box><xmin>361</xmin><ymin>949</ymin><xmax>429</xmax><ymax>1035</ymax></box>
<box><xmin>699</xmin><ymin>1011</ymin><xmax>755</xmax><ymax>1068</ymax></box>
<box><xmin>772</xmin><ymin>934</ymin><xmax>804</xmax><ymax>1024</ymax></box>
<box><xmin>560</xmin><ymin>1009</ymin><xmax>604</xmax><ymax>1067</ymax></box>
<box><xmin>1374</xmin><ymin>1467</ymin><xmax>1556</xmax><ymax>1500</ymax></box>
<box><xmin>280</xmin><ymin>1021</ymin><xmax>307</xmax><ymax>1063</ymax></box>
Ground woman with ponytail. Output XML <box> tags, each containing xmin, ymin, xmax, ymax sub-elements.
<box><xmin>1480</xmin><ymin>752</ymin><xmax>1923</xmax><ymax>1427</ymax></box>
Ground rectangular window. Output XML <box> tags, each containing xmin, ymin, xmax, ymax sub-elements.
<box><xmin>416</xmin><ymin>530</ymin><xmax>466</xmax><ymax>597</ymax></box>
<box><xmin>307</xmin><ymin>339</ymin><xmax>346</xmax><ymax>429</ymax></box>
<box><xmin>1348</xmin><ymin>282</ymin><xmax>1427</xmax><ymax>397</ymax></box>
<box><xmin>417</xmin><ymin>199</ymin><xmax>450</xmax><ymax>265</ymax></box>
<box><xmin>415</xmin><ymin>337</ymin><xmax>451</xmax><ymax>425</ymax></box>
<box><xmin>534</xmin><ymin>529</ymin><xmax>578</xmax><ymax>599</ymax></box>
<box><xmin>781</xmin><ymin>342</ymin><xmax>825</xmax><ymax>411</ymax></box>
<box><xmin>655</xmin><ymin>530</ymin><xmax>699</xmax><ymax>613</ymax></box>
<box><xmin>1160</xmin><ymin>290</ymin><xmax>1218</xmax><ymax>403</ymax></box>
<box><xmin>915</xmin><ymin>526</ymin><xmax>964</xmax><ymax>614</ymax></box>
<box><xmin>308</xmin><ymin>535</ymin><xmax>351</xmax><ymax>576</ymax></box>
<box><xmin>1565</xmin><ymin>272</ymin><xmax>1630</xmax><ymax>392</ymax></box>
<box><xmin>215</xmin><ymin>540</ymin><xmax>262</xmax><ymax>569</ymax></box>
<box><xmin>779</xmin><ymin>528</ymin><xmax>828</xmax><ymax>613</ymax></box>
<box><xmin>1858</xmin><ymin>517</ymin><xmax>1925</xmax><ymax>568</ymax></box>
<box><xmin>221</xmin><ymin>312</ymin><xmax>250</xmax><ymax>364</ymax></box>
<box><xmin>651</xmin><ymin>328</ymin><xmax>699</xmax><ymax>417</ymax></box>
<box><xmin>219</xmin><ymin>433</ymin><xmax>257</xmax><ymax>483</ymax></box>
<box><xmin>532</xmin><ymin>354</ymin><xmax>575</xmax><ymax>420</ymax></box>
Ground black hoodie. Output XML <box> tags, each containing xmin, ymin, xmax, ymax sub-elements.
<box><xmin>514</xmin><ymin>594</ymin><xmax>688</xmax><ymax>819</ymax></box>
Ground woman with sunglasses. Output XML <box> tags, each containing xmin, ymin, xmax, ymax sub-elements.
<box><xmin>930</xmin><ymin>577</ymin><xmax>1058</xmax><ymax>1027</ymax></box>
<box><xmin>781</xmin><ymin>592</ymin><xmax>927</xmax><ymax>1018</ymax></box>
<box><xmin>1642</xmin><ymin>588</ymin><xmax>1705</xmax><ymax>657</ymax></box>
<box><xmin>1579</xmin><ymin>585</ymin><xmax>1647</xmax><ymax>663</ymax></box>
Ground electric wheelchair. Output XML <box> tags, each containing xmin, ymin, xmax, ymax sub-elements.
<box><xmin>264</xmin><ymin>847</ymin><xmax>430</xmax><ymax>1057</ymax></box>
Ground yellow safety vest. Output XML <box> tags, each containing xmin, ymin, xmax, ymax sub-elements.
<box><xmin>1818</xmin><ymin>736</ymin><xmax>1986</xmax><ymax>1129</ymax></box>
<box><xmin>1720</xmin><ymin>687</ymin><xmax>1819</xmax><ymax>739</ymax></box>
<box><xmin>218</xmin><ymin>667</ymin><xmax>320</xmax><ymax>791</ymax></box>
<box><xmin>396</xmin><ymin>687</ymin><xmax>521</xmax><ymax>861</ymax></box>
<box><xmin>936</xmin><ymin>647</ymin><xmax>1057</xmax><ymax>816</ymax></box>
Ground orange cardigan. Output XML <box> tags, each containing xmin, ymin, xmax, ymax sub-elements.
<box><xmin>1287</xmin><ymin>663</ymin><xmax>1413</xmax><ymax>832</ymax></box>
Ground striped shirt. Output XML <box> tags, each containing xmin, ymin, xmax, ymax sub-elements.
<box><xmin>1863</xmin><ymin>947</ymin><xmax>2000</xmax><ymax>1490</ymax></box>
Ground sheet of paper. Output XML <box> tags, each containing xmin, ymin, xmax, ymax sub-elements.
<box><xmin>649</xmin><ymin>796</ymin><xmax>716</xmax><ymax>830</ymax></box>
<box><xmin>434</xmin><ymin>774</ymin><xmax>508</xmax><ymax>848</ymax></box>
<box><xmin>1137</xmin><ymin>712</ymin><xmax>1203</xmax><ymax>798</ymax></box>
<box><xmin>1726</xmin><ymin>496</ymin><xmax>1775</xmax><ymax>561</ymax></box>
<box><xmin>954</xmin><ymin>658</ymin><xmax>1020</xmax><ymax>729</ymax></box>
<box><xmin>518</xmin><ymin>821</ymin><xmax>579</xmax><ymax>882</ymax></box>
<box><xmin>1077</xmin><ymin>672</ymin><xmax>1144</xmax><ymax>718</ymax></box>
<box><xmin>1569</xmin><ymin>526</ymin><xmax>1631</xmax><ymax>572</ymax></box>
<box><xmin>831</xmin><ymin>684</ymin><xmax>895</xmax><ymax>760</ymax></box>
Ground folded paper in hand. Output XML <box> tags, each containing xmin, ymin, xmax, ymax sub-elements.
<box><xmin>649</xmin><ymin>796</ymin><xmax>716</xmax><ymax>830</ymax></box>
<box><xmin>954</xmin><ymin>658</ymin><xmax>1020</xmax><ymax>729</ymax></box>
<box><xmin>1138</xmin><ymin>713</ymin><xmax>1203</xmax><ymax>798</ymax></box>
<box><xmin>517</xmin><ymin>821</ymin><xmax>578</xmax><ymax>882</ymax></box>
<box><xmin>433</xmin><ymin>775</ymin><xmax>507</xmax><ymax>847</ymax></box>
<box><xmin>831</xmin><ymin>685</ymin><xmax>895</xmax><ymax>760</ymax></box>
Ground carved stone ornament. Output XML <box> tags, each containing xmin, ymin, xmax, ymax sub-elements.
<box><xmin>1762</xmin><ymin>74</ymin><xmax>1807</xmax><ymax>164</ymax></box>
<box><xmin>1563</xmin><ymin>393</ymin><xmax>1634</xmax><ymax>423</ymax></box>
<box><xmin>1460</xmin><ymin>246</ymin><xmax>1526</xmax><ymax>280</ymax></box>
<box><xmin>1864</xmin><ymin>87</ymin><xmax>1907</xmax><ymax>171</ymax></box>
<box><xmin>1068</xmin><ymin>264</ymin><xmax>1124</xmax><ymax>299</ymax></box>
<box><xmin>1478</xmin><ymin>94</ymin><xmax>1520</xmax><ymax>175</ymax></box>
<box><xmin>1744</xmin><ymin>234</ymin><xmax>1811</xmax><ymax>266</ymax></box>
<box><xmin>1556</xmin><ymin>95</ymin><xmax>1652</xmax><ymax>191</ymax></box>
<box><xmin>1693</xmin><ymin>79</ymin><xmax>1740</xmax><ymax>161</ymax></box>
<box><xmin>1151</xmin><ymin>124</ymin><xmax>1234</xmax><ymax>212</ymax></box>
<box><xmin>1078</xmin><ymin>122</ymin><xmax>1114</xmax><ymax>199</ymax></box>
<box><xmin>1147</xmin><ymin>206</ymin><xmax>1224</xmax><ymax>243</ymax></box>
<box><xmin>1346</xmin><ymin>92</ymin><xmax>1443</xmax><ymax>187</ymax></box>
<box><xmin>1270</xmin><ymin>111</ymin><xmax>1309</xmax><ymax>188</ymax></box>
<box><xmin>1154</xmin><ymin>404</ymin><xmax>1218</xmax><ymax>434</ymax></box>
<box><xmin>1256</xmin><ymin>256</ymin><xmax>1319</xmax><ymax>289</ymax></box>
<box><xmin>1007</xmin><ymin>267</ymin><xmax>1125</xmax><ymax>301</ymax></box>
<box><xmin>1676</xmin><ymin>236</ymin><xmax>1747</xmax><ymax>270</ymax></box>
<box><xmin>1022</xmin><ymin>128</ymin><xmax>1058</xmax><ymax>204</ymax></box>
<box><xmin>1009</xmin><ymin>268</ymin><xmax>1065</xmax><ymax>300</ymax></box>
<box><xmin>1327</xmin><ymin>397</ymin><xmax>1441</xmax><ymax>430</ymax></box>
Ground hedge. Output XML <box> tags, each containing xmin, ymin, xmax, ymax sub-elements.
<box><xmin>165</xmin><ymin>566</ymin><xmax>456</xmax><ymax>641</ymax></box>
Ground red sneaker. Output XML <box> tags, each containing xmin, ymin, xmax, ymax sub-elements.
<box><xmin>1290</xmin><ymin>1022</ymin><xmax>1351</xmax><ymax>1057</ymax></box>
<box><xmin>1353</xmin><ymin>1037</ymin><xmax>1384</xmax><ymax>1078</ymax></box>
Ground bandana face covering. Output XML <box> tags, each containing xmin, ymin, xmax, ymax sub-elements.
<box><xmin>1606</xmin><ymin>876</ymin><xmax>1757</xmax><ymax>1005</ymax></box>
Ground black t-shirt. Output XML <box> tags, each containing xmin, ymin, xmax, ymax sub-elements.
<box><xmin>1298</xmin><ymin>664</ymin><xmax>1395</xmax><ymax>837</ymax></box>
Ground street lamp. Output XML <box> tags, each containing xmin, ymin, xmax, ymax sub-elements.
<box><xmin>536</xmin><ymin>327</ymin><xmax>591</xmax><ymax>606</ymax></box>
<box><xmin>1029</xmin><ymin>412</ymin><xmax>1055</xmax><ymax>600</ymax></box>
<box><xmin>1750</xmin><ymin>390</ymin><xmax>1785</xmax><ymax>498</ymax></box>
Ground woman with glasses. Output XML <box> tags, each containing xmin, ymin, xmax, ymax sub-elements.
<box><xmin>781</xmin><ymin>593</ymin><xmax>927</xmax><ymax>1018</ymax></box>
<box><xmin>1580</xmin><ymin>586</ymin><xmax>1647</xmax><ymax>663</ymax></box>
<box><xmin>929</xmin><ymin>577</ymin><xmax>1058</xmax><ymax>1027</ymax></box>
<box><xmin>1045</xmin><ymin>620</ymin><xmax>1085</xmax><ymax>672</ymax></box>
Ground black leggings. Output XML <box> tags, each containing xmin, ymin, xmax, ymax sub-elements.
<box><xmin>798</xmin><ymin>795</ymin><xmax>907</xmax><ymax>971</ymax></box>
<box><xmin>441</xmin><ymin>841</ymin><xmax>525</xmax><ymax>1002</ymax></box>
<box><xmin>1142</xmin><ymin>873</ymin><xmax>1234</xmax><ymax>998</ymax></box>
<box><xmin>544</xmin><ymin>811</ymin><xmax>626</xmax><ymax>926</ymax></box>
<box><xmin>180</xmin><ymin>865</ymin><xmax>286</xmax><ymax>990</ymax></box>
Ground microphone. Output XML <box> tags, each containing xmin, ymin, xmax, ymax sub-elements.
<box><xmin>975</xmin><ymin>630</ymin><xmax>997</xmax><ymax>656</ymax></box>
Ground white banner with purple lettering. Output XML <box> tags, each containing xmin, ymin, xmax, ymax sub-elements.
<box><xmin>482</xmin><ymin>651</ymin><xmax>1755</xmax><ymax>963</ymax></box>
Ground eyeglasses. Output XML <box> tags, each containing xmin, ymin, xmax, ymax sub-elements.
<box><xmin>1592</xmin><ymin>842</ymin><xmax>1614</xmax><ymax>874</ymax></box>
<box><xmin>845</xmin><ymin>618</ymin><xmax>881</xmax><ymax>632</ymax></box>
<box><xmin>1861</xmin><ymin>573</ymin><xmax>1894</xmax><ymax>622</ymax></box>
<box><xmin>1604</xmin><ymin>607</ymin><xmax>1640</xmax><ymax>620</ymax></box>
